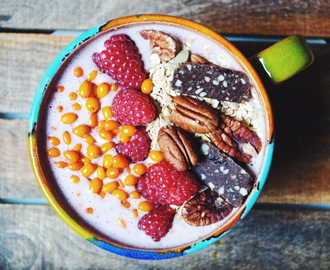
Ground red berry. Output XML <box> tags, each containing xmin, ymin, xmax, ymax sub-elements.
<box><xmin>112</xmin><ymin>88</ymin><xmax>156</xmax><ymax>126</ymax></box>
<box><xmin>115</xmin><ymin>128</ymin><xmax>151</xmax><ymax>162</ymax></box>
<box><xmin>138</xmin><ymin>205</ymin><xmax>175</xmax><ymax>242</ymax></box>
<box><xmin>137</xmin><ymin>161</ymin><xmax>201</xmax><ymax>206</ymax></box>
<box><xmin>92</xmin><ymin>34</ymin><xmax>146</xmax><ymax>88</ymax></box>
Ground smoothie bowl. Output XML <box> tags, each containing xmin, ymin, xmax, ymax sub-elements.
<box><xmin>28</xmin><ymin>15</ymin><xmax>313</xmax><ymax>260</ymax></box>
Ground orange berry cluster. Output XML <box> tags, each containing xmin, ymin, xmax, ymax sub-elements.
<box><xmin>46</xmin><ymin>67</ymin><xmax>161</xmax><ymax>220</ymax></box>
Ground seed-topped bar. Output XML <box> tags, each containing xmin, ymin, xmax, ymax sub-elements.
<box><xmin>171</xmin><ymin>63</ymin><xmax>252</xmax><ymax>103</ymax></box>
<box><xmin>193</xmin><ymin>142</ymin><xmax>254</xmax><ymax>207</ymax></box>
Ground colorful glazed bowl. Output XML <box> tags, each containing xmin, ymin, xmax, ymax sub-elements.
<box><xmin>28</xmin><ymin>14</ymin><xmax>313</xmax><ymax>260</ymax></box>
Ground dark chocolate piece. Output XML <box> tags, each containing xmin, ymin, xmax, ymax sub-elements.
<box><xmin>193</xmin><ymin>141</ymin><xmax>254</xmax><ymax>207</ymax></box>
<box><xmin>171</xmin><ymin>63</ymin><xmax>251</xmax><ymax>103</ymax></box>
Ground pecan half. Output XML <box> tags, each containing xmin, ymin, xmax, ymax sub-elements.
<box><xmin>140</xmin><ymin>29</ymin><xmax>180</xmax><ymax>62</ymax></box>
<box><xmin>169</xmin><ymin>95</ymin><xmax>218</xmax><ymax>134</ymax></box>
<box><xmin>182</xmin><ymin>189</ymin><xmax>234</xmax><ymax>227</ymax></box>
<box><xmin>157</xmin><ymin>125</ymin><xmax>198</xmax><ymax>171</ymax></box>
<box><xmin>209</xmin><ymin>114</ymin><xmax>262</xmax><ymax>163</ymax></box>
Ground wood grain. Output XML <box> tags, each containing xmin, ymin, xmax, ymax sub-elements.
<box><xmin>0</xmin><ymin>33</ymin><xmax>75</xmax><ymax>113</ymax></box>
<box><xmin>0</xmin><ymin>204</ymin><xmax>329</xmax><ymax>269</ymax></box>
<box><xmin>1</xmin><ymin>0</ymin><xmax>330</xmax><ymax>37</ymax></box>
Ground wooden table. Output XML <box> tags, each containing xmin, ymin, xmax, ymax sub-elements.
<box><xmin>1</xmin><ymin>1</ymin><xmax>329</xmax><ymax>269</ymax></box>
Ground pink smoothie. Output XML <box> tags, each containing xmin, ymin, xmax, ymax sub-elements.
<box><xmin>42</xmin><ymin>22</ymin><xmax>266</xmax><ymax>250</ymax></box>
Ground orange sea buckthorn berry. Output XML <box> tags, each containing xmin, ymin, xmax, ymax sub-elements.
<box><xmin>61</xmin><ymin>112</ymin><xmax>78</xmax><ymax>124</ymax></box>
<box><xmin>78</xmin><ymin>81</ymin><xmax>92</xmax><ymax>98</ymax></box>
<box><xmin>73</xmin><ymin>124</ymin><xmax>91</xmax><ymax>137</ymax></box>
<box><xmin>112</xmin><ymin>128</ymin><xmax>121</xmax><ymax>135</ymax></box>
<box><xmin>62</xmin><ymin>131</ymin><xmax>71</xmax><ymax>145</ymax></box>
<box><xmin>85</xmin><ymin>207</ymin><xmax>94</xmax><ymax>214</ymax></box>
<box><xmin>118</xmin><ymin>218</ymin><xmax>127</xmax><ymax>228</ymax></box>
<box><xmin>96</xmin><ymin>82</ymin><xmax>111</xmax><ymax>99</ymax></box>
<box><xmin>72</xmin><ymin>143</ymin><xmax>82</xmax><ymax>152</ymax></box>
<box><xmin>70</xmin><ymin>175</ymin><xmax>80</xmax><ymax>183</ymax></box>
<box><xmin>55</xmin><ymin>161</ymin><xmax>68</xmax><ymax>169</ymax></box>
<box><xmin>80</xmin><ymin>163</ymin><xmax>97</xmax><ymax>178</ymax></box>
<box><xmin>99</xmin><ymin>191</ymin><xmax>106</xmax><ymax>198</ymax></box>
<box><xmin>97</xmin><ymin>120</ymin><xmax>105</xmax><ymax>130</ymax></box>
<box><xmin>132</xmin><ymin>163</ymin><xmax>147</xmax><ymax>176</ymax></box>
<box><xmin>112</xmin><ymin>154</ymin><xmax>129</xmax><ymax>169</ymax></box>
<box><xmin>57</xmin><ymin>85</ymin><xmax>65</xmax><ymax>92</ymax></box>
<box><xmin>102</xmin><ymin>154</ymin><xmax>113</xmax><ymax>169</ymax></box>
<box><xmin>99</xmin><ymin>128</ymin><xmax>113</xmax><ymax>140</ymax></box>
<box><xmin>124</xmin><ymin>174</ymin><xmax>139</xmax><ymax>186</ymax></box>
<box><xmin>82</xmin><ymin>134</ymin><xmax>96</xmax><ymax>144</ymax></box>
<box><xmin>138</xmin><ymin>201</ymin><xmax>154</xmax><ymax>212</ymax></box>
<box><xmin>87</xmin><ymin>70</ymin><xmax>98</xmax><ymax>81</ymax></box>
<box><xmin>89</xmin><ymin>178</ymin><xmax>103</xmax><ymax>194</ymax></box>
<box><xmin>86</xmin><ymin>144</ymin><xmax>101</xmax><ymax>159</ymax></box>
<box><xmin>112</xmin><ymin>189</ymin><xmax>129</xmax><ymax>201</ymax></box>
<box><xmin>149</xmin><ymin>150</ymin><xmax>163</xmax><ymax>162</ymax></box>
<box><xmin>74</xmin><ymin>67</ymin><xmax>83</xmax><ymax>77</ymax></box>
<box><xmin>130</xmin><ymin>190</ymin><xmax>140</xmax><ymax>199</ymax></box>
<box><xmin>100</xmin><ymin>141</ymin><xmax>115</xmax><ymax>154</ymax></box>
<box><xmin>101</xmin><ymin>106</ymin><xmax>113</xmax><ymax>120</ymax></box>
<box><xmin>89</xmin><ymin>112</ymin><xmax>98</xmax><ymax>128</ymax></box>
<box><xmin>122</xmin><ymin>201</ymin><xmax>131</xmax><ymax>209</ymax></box>
<box><xmin>48</xmin><ymin>136</ymin><xmax>60</xmax><ymax>146</ymax></box>
<box><xmin>132</xmin><ymin>209</ymin><xmax>138</xmax><ymax>218</ymax></box>
<box><xmin>47</xmin><ymin>147</ymin><xmax>60</xmax><ymax>158</ymax></box>
<box><xmin>103</xmin><ymin>120</ymin><xmax>119</xmax><ymax>131</ymax></box>
<box><xmin>72</xmin><ymin>103</ymin><xmax>81</xmax><ymax>111</ymax></box>
<box><xmin>96</xmin><ymin>166</ymin><xmax>106</xmax><ymax>180</ymax></box>
<box><xmin>102</xmin><ymin>181</ymin><xmax>119</xmax><ymax>193</ymax></box>
<box><xmin>85</xmin><ymin>97</ymin><xmax>99</xmax><ymax>113</ymax></box>
<box><xmin>141</xmin><ymin>78</ymin><xmax>154</xmax><ymax>94</ymax></box>
<box><xmin>57</xmin><ymin>105</ymin><xmax>64</xmax><ymax>112</ymax></box>
<box><xmin>106</xmin><ymin>167</ymin><xmax>121</xmax><ymax>179</ymax></box>
<box><xmin>121</xmin><ymin>125</ymin><xmax>136</xmax><ymax>136</ymax></box>
<box><xmin>63</xmin><ymin>150</ymin><xmax>80</xmax><ymax>163</ymax></box>
<box><xmin>111</xmin><ymin>83</ymin><xmax>119</xmax><ymax>91</ymax></box>
<box><xmin>68</xmin><ymin>92</ymin><xmax>78</xmax><ymax>101</ymax></box>
<box><xmin>68</xmin><ymin>161</ymin><xmax>84</xmax><ymax>171</ymax></box>
<box><xmin>80</xmin><ymin>155</ymin><xmax>91</xmax><ymax>165</ymax></box>
<box><xmin>118</xmin><ymin>179</ymin><xmax>125</xmax><ymax>188</ymax></box>
<box><xmin>119</xmin><ymin>133</ymin><xmax>131</xmax><ymax>144</ymax></box>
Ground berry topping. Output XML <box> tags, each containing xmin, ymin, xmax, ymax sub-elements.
<box><xmin>138</xmin><ymin>205</ymin><xmax>175</xmax><ymax>242</ymax></box>
<box><xmin>92</xmin><ymin>34</ymin><xmax>146</xmax><ymax>88</ymax></box>
<box><xmin>137</xmin><ymin>161</ymin><xmax>201</xmax><ymax>206</ymax></box>
<box><xmin>115</xmin><ymin>127</ymin><xmax>151</xmax><ymax>162</ymax></box>
<box><xmin>112</xmin><ymin>88</ymin><xmax>156</xmax><ymax>126</ymax></box>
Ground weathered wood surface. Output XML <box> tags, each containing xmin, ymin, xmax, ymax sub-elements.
<box><xmin>1</xmin><ymin>204</ymin><xmax>329</xmax><ymax>269</ymax></box>
<box><xmin>1</xmin><ymin>1</ymin><xmax>330</xmax><ymax>268</ymax></box>
<box><xmin>1</xmin><ymin>0</ymin><xmax>330</xmax><ymax>37</ymax></box>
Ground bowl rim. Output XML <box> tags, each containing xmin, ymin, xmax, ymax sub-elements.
<box><xmin>28</xmin><ymin>14</ymin><xmax>274</xmax><ymax>260</ymax></box>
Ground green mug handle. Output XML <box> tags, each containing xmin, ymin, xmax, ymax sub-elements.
<box><xmin>249</xmin><ymin>35</ymin><xmax>314</xmax><ymax>85</ymax></box>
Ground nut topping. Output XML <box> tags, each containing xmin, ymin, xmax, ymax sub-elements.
<box><xmin>157</xmin><ymin>125</ymin><xmax>198</xmax><ymax>171</ymax></box>
<box><xmin>209</xmin><ymin>113</ymin><xmax>262</xmax><ymax>163</ymax></box>
<box><xmin>182</xmin><ymin>189</ymin><xmax>234</xmax><ymax>226</ymax></box>
<box><xmin>140</xmin><ymin>29</ymin><xmax>180</xmax><ymax>62</ymax></box>
<box><xmin>168</xmin><ymin>95</ymin><xmax>218</xmax><ymax>134</ymax></box>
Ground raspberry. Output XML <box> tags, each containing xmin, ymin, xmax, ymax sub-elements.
<box><xmin>115</xmin><ymin>128</ymin><xmax>151</xmax><ymax>162</ymax></box>
<box><xmin>138</xmin><ymin>205</ymin><xmax>175</xmax><ymax>242</ymax></box>
<box><xmin>137</xmin><ymin>161</ymin><xmax>201</xmax><ymax>206</ymax></box>
<box><xmin>92</xmin><ymin>34</ymin><xmax>146</xmax><ymax>88</ymax></box>
<box><xmin>112</xmin><ymin>88</ymin><xmax>156</xmax><ymax>126</ymax></box>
